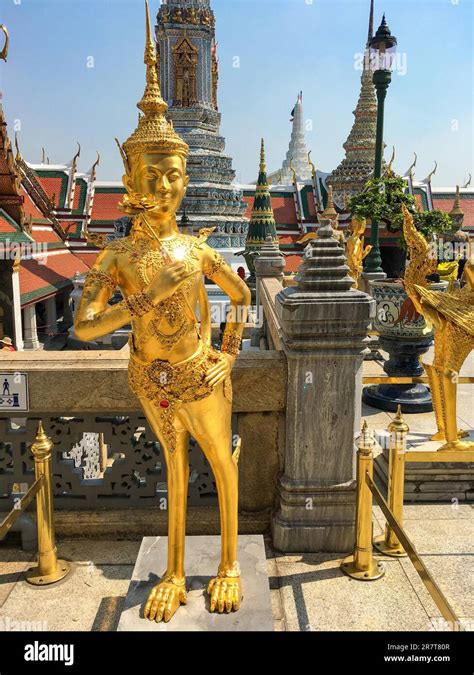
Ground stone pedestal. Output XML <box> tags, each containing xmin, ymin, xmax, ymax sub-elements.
<box><xmin>117</xmin><ymin>535</ymin><xmax>273</xmax><ymax>632</ymax></box>
<box><xmin>272</xmin><ymin>223</ymin><xmax>375</xmax><ymax>552</ymax></box>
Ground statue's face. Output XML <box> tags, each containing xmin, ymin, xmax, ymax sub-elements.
<box><xmin>127</xmin><ymin>153</ymin><xmax>189</xmax><ymax>222</ymax></box>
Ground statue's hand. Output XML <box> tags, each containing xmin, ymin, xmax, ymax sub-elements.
<box><xmin>144</xmin><ymin>579</ymin><xmax>187</xmax><ymax>623</ymax></box>
<box><xmin>147</xmin><ymin>262</ymin><xmax>200</xmax><ymax>305</ymax></box>
<box><xmin>204</xmin><ymin>353</ymin><xmax>235</xmax><ymax>389</ymax></box>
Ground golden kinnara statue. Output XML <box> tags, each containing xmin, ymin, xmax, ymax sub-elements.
<box><xmin>75</xmin><ymin>2</ymin><xmax>251</xmax><ymax>622</ymax></box>
<box><xmin>402</xmin><ymin>204</ymin><xmax>474</xmax><ymax>451</ymax></box>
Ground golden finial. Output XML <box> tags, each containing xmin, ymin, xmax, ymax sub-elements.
<box><xmin>449</xmin><ymin>185</ymin><xmax>463</xmax><ymax>217</ymax></box>
<box><xmin>31</xmin><ymin>420</ymin><xmax>54</xmax><ymax>458</ymax></box>
<box><xmin>0</xmin><ymin>25</ymin><xmax>9</xmax><ymax>62</ymax></box>
<box><xmin>119</xmin><ymin>1</ymin><xmax>188</xmax><ymax>170</ymax></box>
<box><xmin>92</xmin><ymin>151</ymin><xmax>101</xmax><ymax>174</ymax></box>
<box><xmin>308</xmin><ymin>150</ymin><xmax>316</xmax><ymax>179</ymax></box>
<box><xmin>259</xmin><ymin>138</ymin><xmax>266</xmax><ymax>174</ymax></box>
<box><xmin>388</xmin><ymin>405</ymin><xmax>409</xmax><ymax>434</ymax></box>
<box><xmin>385</xmin><ymin>146</ymin><xmax>395</xmax><ymax>175</ymax></box>
<box><xmin>72</xmin><ymin>142</ymin><xmax>81</xmax><ymax>165</ymax></box>
<box><xmin>462</xmin><ymin>173</ymin><xmax>472</xmax><ymax>189</ymax></box>
<box><xmin>425</xmin><ymin>161</ymin><xmax>437</xmax><ymax>184</ymax></box>
<box><xmin>405</xmin><ymin>152</ymin><xmax>417</xmax><ymax>179</ymax></box>
<box><xmin>358</xmin><ymin>420</ymin><xmax>375</xmax><ymax>453</ymax></box>
<box><xmin>14</xmin><ymin>132</ymin><xmax>21</xmax><ymax>162</ymax></box>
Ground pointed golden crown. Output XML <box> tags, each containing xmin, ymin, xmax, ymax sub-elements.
<box><xmin>118</xmin><ymin>1</ymin><xmax>189</xmax><ymax>171</ymax></box>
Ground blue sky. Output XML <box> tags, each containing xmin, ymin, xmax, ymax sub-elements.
<box><xmin>0</xmin><ymin>0</ymin><xmax>472</xmax><ymax>186</ymax></box>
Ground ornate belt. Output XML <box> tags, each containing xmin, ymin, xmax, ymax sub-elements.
<box><xmin>128</xmin><ymin>340</ymin><xmax>226</xmax><ymax>453</ymax></box>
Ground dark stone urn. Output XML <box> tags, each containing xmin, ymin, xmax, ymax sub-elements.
<box><xmin>363</xmin><ymin>279</ymin><xmax>448</xmax><ymax>413</ymax></box>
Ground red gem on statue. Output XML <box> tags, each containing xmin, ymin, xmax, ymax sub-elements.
<box><xmin>159</xmin><ymin>400</ymin><xmax>170</xmax><ymax>409</ymax></box>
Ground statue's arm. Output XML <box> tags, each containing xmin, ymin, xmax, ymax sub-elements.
<box><xmin>201</xmin><ymin>244</ymin><xmax>251</xmax><ymax>354</ymax></box>
<box><xmin>74</xmin><ymin>249</ymin><xmax>133</xmax><ymax>342</ymax></box>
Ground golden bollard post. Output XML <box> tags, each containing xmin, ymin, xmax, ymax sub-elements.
<box><xmin>25</xmin><ymin>421</ymin><xmax>71</xmax><ymax>585</ymax></box>
<box><xmin>341</xmin><ymin>421</ymin><xmax>385</xmax><ymax>580</ymax></box>
<box><xmin>374</xmin><ymin>405</ymin><xmax>408</xmax><ymax>557</ymax></box>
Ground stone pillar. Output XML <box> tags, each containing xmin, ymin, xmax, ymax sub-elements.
<box><xmin>272</xmin><ymin>222</ymin><xmax>375</xmax><ymax>552</ymax></box>
<box><xmin>251</xmin><ymin>236</ymin><xmax>285</xmax><ymax>347</ymax></box>
<box><xmin>45</xmin><ymin>296</ymin><xmax>57</xmax><ymax>336</ymax></box>
<box><xmin>23</xmin><ymin>304</ymin><xmax>40</xmax><ymax>351</ymax></box>
<box><xmin>11</xmin><ymin>258</ymin><xmax>24</xmax><ymax>351</ymax></box>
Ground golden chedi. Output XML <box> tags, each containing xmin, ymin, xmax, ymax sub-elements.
<box><xmin>75</xmin><ymin>1</ymin><xmax>251</xmax><ymax>623</ymax></box>
<box><xmin>402</xmin><ymin>204</ymin><xmax>474</xmax><ymax>451</ymax></box>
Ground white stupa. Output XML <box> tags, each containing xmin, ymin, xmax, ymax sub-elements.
<box><xmin>270</xmin><ymin>92</ymin><xmax>313</xmax><ymax>183</ymax></box>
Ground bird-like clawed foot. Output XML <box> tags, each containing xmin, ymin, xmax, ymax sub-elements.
<box><xmin>144</xmin><ymin>576</ymin><xmax>187</xmax><ymax>623</ymax></box>
<box><xmin>437</xmin><ymin>439</ymin><xmax>474</xmax><ymax>452</ymax></box>
<box><xmin>208</xmin><ymin>563</ymin><xmax>242</xmax><ymax>613</ymax></box>
<box><xmin>431</xmin><ymin>429</ymin><xmax>469</xmax><ymax>441</ymax></box>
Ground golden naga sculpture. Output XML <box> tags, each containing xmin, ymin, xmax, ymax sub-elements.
<box><xmin>402</xmin><ymin>204</ymin><xmax>474</xmax><ymax>451</ymax></box>
<box><xmin>346</xmin><ymin>216</ymin><xmax>372</xmax><ymax>288</ymax></box>
<box><xmin>75</xmin><ymin>1</ymin><xmax>251</xmax><ymax>622</ymax></box>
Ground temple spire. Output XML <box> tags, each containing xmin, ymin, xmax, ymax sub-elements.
<box><xmin>67</xmin><ymin>142</ymin><xmax>81</xmax><ymax>210</ymax></box>
<box><xmin>450</xmin><ymin>185</ymin><xmax>463</xmax><ymax>217</ymax></box>
<box><xmin>446</xmin><ymin>185</ymin><xmax>467</xmax><ymax>243</ymax></box>
<box><xmin>259</xmin><ymin>137</ymin><xmax>266</xmax><ymax>174</ymax></box>
<box><xmin>241</xmin><ymin>138</ymin><xmax>278</xmax><ymax>281</ymax></box>
<box><xmin>276</xmin><ymin>92</ymin><xmax>312</xmax><ymax>182</ymax></box>
<box><xmin>326</xmin><ymin>0</ymin><xmax>377</xmax><ymax>208</ymax></box>
<box><xmin>367</xmin><ymin>0</ymin><xmax>374</xmax><ymax>47</ymax></box>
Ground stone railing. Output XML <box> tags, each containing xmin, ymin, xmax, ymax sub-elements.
<box><xmin>0</xmin><ymin>348</ymin><xmax>286</xmax><ymax>538</ymax></box>
<box><xmin>254</xmin><ymin>229</ymin><xmax>375</xmax><ymax>552</ymax></box>
<box><xmin>259</xmin><ymin>277</ymin><xmax>284</xmax><ymax>351</ymax></box>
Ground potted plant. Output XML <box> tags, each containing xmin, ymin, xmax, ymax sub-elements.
<box><xmin>348</xmin><ymin>173</ymin><xmax>451</xmax><ymax>412</ymax></box>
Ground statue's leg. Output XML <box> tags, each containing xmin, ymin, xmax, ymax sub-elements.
<box><xmin>140</xmin><ymin>398</ymin><xmax>190</xmax><ymax>623</ymax></box>
<box><xmin>424</xmin><ymin>361</ymin><xmax>446</xmax><ymax>441</ymax></box>
<box><xmin>429</xmin><ymin>332</ymin><xmax>468</xmax><ymax>442</ymax></box>
<box><xmin>176</xmin><ymin>384</ymin><xmax>241</xmax><ymax>613</ymax></box>
<box><xmin>438</xmin><ymin>326</ymin><xmax>473</xmax><ymax>450</ymax></box>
